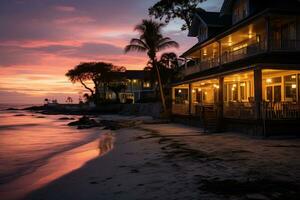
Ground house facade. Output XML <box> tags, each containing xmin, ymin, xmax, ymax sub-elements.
<box><xmin>102</xmin><ymin>70</ymin><xmax>155</xmax><ymax>103</ymax></box>
<box><xmin>172</xmin><ymin>0</ymin><xmax>300</xmax><ymax>135</ymax></box>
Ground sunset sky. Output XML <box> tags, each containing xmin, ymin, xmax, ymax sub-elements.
<box><xmin>0</xmin><ymin>0</ymin><xmax>223</xmax><ymax>104</ymax></box>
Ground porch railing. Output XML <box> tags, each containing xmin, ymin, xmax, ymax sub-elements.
<box><xmin>223</xmin><ymin>102</ymin><xmax>256</xmax><ymax>119</ymax></box>
<box><xmin>172</xmin><ymin>103</ymin><xmax>189</xmax><ymax>115</ymax></box>
<box><xmin>261</xmin><ymin>102</ymin><xmax>300</xmax><ymax>120</ymax></box>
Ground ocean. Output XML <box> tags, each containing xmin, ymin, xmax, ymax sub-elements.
<box><xmin>0</xmin><ymin>104</ymin><xmax>113</xmax><ymax>199</ymax></box>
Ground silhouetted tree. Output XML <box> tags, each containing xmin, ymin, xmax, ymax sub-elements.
<box><xmin>125</xmin><ymin>19</ymin><xmax>179</xmax><ymax>113</ymax></box>
<box><xmin>149</xmin><ymin>0</ymin><xmax>207</xmax><ymax>31</ymax></box>
<box><xmin>66</xmin><ymin>62</ymin><xmax>126</xmax><ymax>104</ymax></box>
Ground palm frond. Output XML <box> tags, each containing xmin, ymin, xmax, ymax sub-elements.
<box><xmin>157</xmin><ymin>40</ymin><xmax>179</xmax><ymax>51</ymax></box>
<box><xmin>124</xmin><ymin>44</ymin><xmax>147</xmax><ymax>53</ymax></box>
<box><xmin>130</xmin><ymin>38</ymin><xmax>149</xmax><ymax>49</ymax></box>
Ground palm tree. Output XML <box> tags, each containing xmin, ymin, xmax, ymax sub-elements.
<box><xmin>124</xmin><ymin>19</ymin><xmax>179</xmax><ymax>113</ymax></box>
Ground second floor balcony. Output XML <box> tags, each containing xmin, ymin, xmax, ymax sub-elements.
<box><xmin>182</xmin><ymin>15</ymin><xmax>300</xmax><ymax>77</ymax></box>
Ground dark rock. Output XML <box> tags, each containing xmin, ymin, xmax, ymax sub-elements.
<box><xmin>58</xmin><ymin>117</ymin><xmax>75</xmax><ymax>120</ymax></box>
<box><xmin>6</xmin><ymin>108</ymin><xmax>19</xmax><ymax>111</ymax></box>
<box><xmin>68</xmin><ymin>116</ymin><xmax>101</xmax><ymax>129</ymax></box>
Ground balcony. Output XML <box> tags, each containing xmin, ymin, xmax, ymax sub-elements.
<box><xmin>271</xmin><ymin>39</ymin><xmax>300</xmax><ymax>51</ymax></box>
<box><xmin>182</xmin><ymin>35</ymin><xmax>300</xmax><ymax>76</ymax></box>
<box><xmin>183</xmin><ymin>57</ymin><xmax>219</xmax><ymax>76</ymax></box>
<box><xmin>221</xmin><ymin>38</ymin><xmax>267</xmax><ymax>64</ymax></box>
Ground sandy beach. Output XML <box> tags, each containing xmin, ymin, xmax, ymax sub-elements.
<box><xmin>23</xmin><ymin>115</ymin><xmax>300</xmax><ymax>200</ymax></box>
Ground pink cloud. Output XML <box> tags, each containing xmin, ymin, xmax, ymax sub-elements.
<box><xmin>54</xmin><ymin>6</ymin><xmax>76</xmax><ymax>12</ymax></box>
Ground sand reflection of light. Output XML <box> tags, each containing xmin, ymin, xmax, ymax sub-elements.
<box><xmin>0</xmin><ymin>132</ymin><xmax>115</xmax><ymax>200</ymax></box>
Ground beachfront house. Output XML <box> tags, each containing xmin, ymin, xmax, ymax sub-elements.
<box><xmin>101</xmin><ymin>70</ymin><xmax>155</xmax><ymax>103</ymax></box>
<box><xmin>172</xmin><ymin>0</ymin><xmax>300</xmax><ymax>135</ymax></box>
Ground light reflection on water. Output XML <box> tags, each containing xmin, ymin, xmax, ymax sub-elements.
<box><xmin>0</xmin><ymin>108</ymin><xmax>115</xmax><ymax>200</ymax></box>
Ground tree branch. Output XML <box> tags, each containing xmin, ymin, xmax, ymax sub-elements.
<box><xmin>79</xmin><ymin>79</ymin><xmax>94</xmax><ymax>95</ymax></box>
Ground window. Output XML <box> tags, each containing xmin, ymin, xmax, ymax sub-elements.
<box><xmin>229</xmin><ymin>83</ymin><xmax>238</xmax><ymax>101</ymax></box>
<box><xmin>175</xmin><ymin>88</ymin><xmax>189</xmax><ymax>104</ymax></box>
<box><xmin>198</xmin><ymin>26</ymin><xmax>208</xmax><ymax>42</ymax></box>
<box><xmin>143</xmin><ymin>82</ymin><xmax>151</xmax><ymax>88</ymax></box>
<box><xmin>224</xmin><ymin>84</ymin><xmax>228</xmax><ymax>102</ymax></box>
<box><xmin>284</xmin><ymin>74</ymin><xmax>297</xmax><ymax>102</ymax></box>
<box><xmin>266</xmin><ymin>86</ymin><xmax>273</xmax><ymax>102</ymax></box>
<box><xmin>232</xmin><ymin>0</ymin><xmax>249</xmax><ymax>24</ymax></box>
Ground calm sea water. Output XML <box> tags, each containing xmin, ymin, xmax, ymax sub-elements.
<box><xmin>0</xmin><ymin>104</ymin><xmax>114</xmax><ymax>199</ymax></box>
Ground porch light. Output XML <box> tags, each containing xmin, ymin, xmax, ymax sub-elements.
<box><xmin>233</xmin><ymin>84</ymin><xmax>237</xmax><ymax>87</ymax></box>
<box><xmin>232</xmin><ymin>87</ymin><xmax>235</xmax><ymax>91</ymax></box>
<box><xmin>198</xmin><ymin>88</ymin><xmax>202</xmax><ymax>92</ymax></box>
<box><xmin>266</xmin><ymin>78</ymin><xmax>272</xmax><ymax>83</ymax></box>
<box><xmin>240</xmin><ymin>83</ymin><xmax>246</xmax><ymax>87</ymax></box>
<box><xmin>178</xmin><ymin>89</ymin><xmax>182</xmax><ymax>93</ymax></box>
<box><xmin>192</xmin><ymin>89</ymin><xmax>195</xmax><ymax>93</ymax></box>
<box><xmin>201</xmin><ymin>83</ymin><xmax>205</xmax><ymax>86</ymax></box>
<box><xmin>133</xmin><ymin>79</ymin><xmax>137</xmax><ymax>83</ymax></box>
<box><xmin>292</xmin><ymin>75</ymin><xmax>296</xmax><ymax>79</ymax></box>
<box><xmin>213</xmin><ymin>84</ymin><xmax>219</xmax><ymax>89</ymax></box>
<box><xmin>203</xmin><ymin>49</ymin><xmax>207</xmax><ymax>56</ymax></box>
<box><xmin>292</xmin><ymin>84</ymin><xmax>297</xmax><ymax>89</ymax></box>
<box><xmin>205</xmin><ymin>92</ymin><xmax>208</xmax><ymax>95</ymax></box>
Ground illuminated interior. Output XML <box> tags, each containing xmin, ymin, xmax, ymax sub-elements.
<box><xmin>224</xmin><ymin>71</ymin><xmax>254</xmax><ymax>103</ymax></box>
<box><xmin>262</xmin><ymin>69</ymin><xmax>300</xmax><ymax>103</ymax></box>
<box><xmin>191</xmin><ymin>79</ymin><xmax>219</xmax><ymax>114</ymax></box>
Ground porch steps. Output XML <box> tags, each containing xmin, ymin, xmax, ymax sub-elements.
<box><xmin>202</xmin><ymin>109</ymin><xmax>218</xmax><ymax>133</ymax></box>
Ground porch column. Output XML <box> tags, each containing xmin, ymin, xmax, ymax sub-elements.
<box><xmin>217</xmin><ymin>77</ymin><xmax>224</xmax><ymax>131</ymax></box>
<box><xmin>189</xmin><ymin>83</ymin><xmax>192</xmax><ymax>115</ymax></box>
<box><xmin>254</xmin><ymin>68</ymin><xmax>262</xmax><ymax>119</ymax></box>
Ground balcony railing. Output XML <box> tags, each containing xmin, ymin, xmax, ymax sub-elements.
<box><xmin>221</xmin><ymin>40</ymin><xmax>267</xmax><ymax>64</ymax></box>
<box><xmin>181</xmin><ymin>38</ymin><xmax>299</xmax><ymax>77</ymax></box>
<box><xmin>183</xmin><ymin>57</ymin><xmax>219</xmax><ymax>76</ymax></box>
<box><xmin>271</xmin><ymin>39</ymin><xmax>300</xmax><ymax>51</ymax></box>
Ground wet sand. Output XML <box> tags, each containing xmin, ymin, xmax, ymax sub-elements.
<box><xmin>25</xmin><ymin>117</ymin><xmax>300</xmax><ymax>200</ymax></box>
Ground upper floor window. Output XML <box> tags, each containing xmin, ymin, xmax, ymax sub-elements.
<box><xmin>232</xmin><ymin>0</ymin><xmax>249</xmax><ymax>24</ymax></box>
<box><xmin>198</xmin><ymin>26</ymin><xmax>208</xmax><ymax>42</ymax></box>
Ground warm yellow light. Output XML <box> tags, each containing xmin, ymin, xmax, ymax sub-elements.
<box><xmin>203</xmin><ymin>49</ymin><xmax>207</xmax><ymax>56</ymax></box>
<box><xmin>200</xmin><ymin>83</ymin><xmax>205</xmax><ymax>86</ymax></box>
<box><xmin>232</xmin><ymin>87</ymin><xmax>235</xmax><ymax>91</ymax></box>
<box><xmin>213</xmin><ymin>84</ymin><xmax>219</xmax><ymax>89</ymax></box>
<box><xmin>198</xmin><ymin>88</ymin><xmax>202</xmax><ymax>92</ymax></box>
<box><xmin>292</xmin><ymin>84</ymin><xmax>297</xmax><ymax>89</ymax></box>
<box><xmin>133</xmin><ymin>79</ymin><xmax>137</xmax><ymax>83</ymax></box>
<box><xmin>266</xmin><ymin>78</ymin><xmax>272</xmax><ymax>83</ymax></box>
<box><xmin>233</xmin><ymin>84</ymin><xmax>237</xmax><ymax>87</ymax></box>
<box><xmin>178</xmin><ymin>89</ymin><xmax>182</xmax><ymax>93</ymax></box>
<box><xmin>240</xmin><ymin>83</ymin><xmax>246</xmax><ymax>87</ymax></box>
<box><xmin>292</xmin><ymin>75</ymin><xmax>296</xmax><ymax>79</ymax></box>
<box><xmin>204</xmin><ymin>92</ymin><xmax>208</xmax><ymax>95</ymax></box>
<box><xmin>192</xmin><ymin>89</ymin><xmax>195</xmax><ymax>93</ymax></box>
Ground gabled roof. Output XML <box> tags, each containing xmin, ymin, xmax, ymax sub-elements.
<box><xmin>196</xmin><ymin>10</ymin><xmax>224</xmax><ymax>27</ymax></box>
<box><xmin>221</xmin><ymin>0</ymin><xmax>300</xmax><ymax>16</ymax></box>
<box><xmin>188</xmin><ymin>8</ymin><xmax>230</xmax><ymax>37</ymax></box>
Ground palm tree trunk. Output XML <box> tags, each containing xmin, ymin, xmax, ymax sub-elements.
<box><xmin>153</xmin><ymin>60</ymin><xmax>167</xmax><ymax>114</ymax></box>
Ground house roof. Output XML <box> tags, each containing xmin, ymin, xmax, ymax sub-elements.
<box><xmin>123</xmin><ymin>70</ymin><xmax>150</xmax><ymax>80</ymax></box>
<box><xmin>196</xmin><ymin>9</ymin><xmax>225</xmax><ymax>27</ymax></box>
